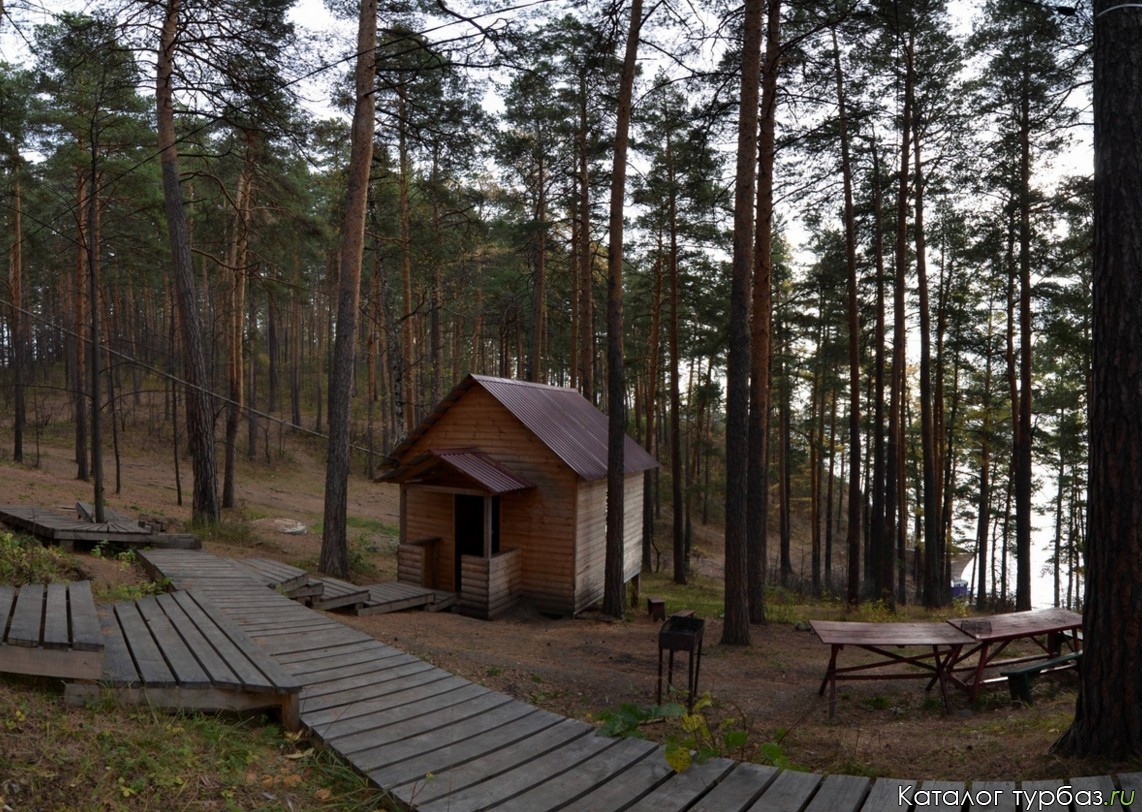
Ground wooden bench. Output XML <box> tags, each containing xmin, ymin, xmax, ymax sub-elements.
<box><xmin>0</xmin><ymin>581</ymin><xmax>104</xmax><ymax>680</ymax></box>
<box><xmin>647</xmin><ymin>596</ymin><xmax>666</xmax><ymax>621</ymax></box>
<box><xmin>65</xmin><ymin>590</ymin><xmax>301</xmax><ymax>729</ymax></box>
<box><xmin>1001</xmin><ymin>650</ymin><xmax>1082</xmax><ymax>704</ymax></box>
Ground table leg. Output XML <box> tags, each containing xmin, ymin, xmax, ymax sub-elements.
<box><xmin>819</xmin><ymin>645</ymin><xmax>839</xmax><ymax>697</ymax></box>
<box><xmin>968</xmin><ymin>643</ymin><xmax>991</xmax><ymax>701</ymax></box>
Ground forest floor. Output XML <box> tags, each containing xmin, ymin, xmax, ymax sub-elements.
<box><xmin>0</xmin><ymin>426</ymin><xmax>1134</xmax><ymax>787</ymax></box>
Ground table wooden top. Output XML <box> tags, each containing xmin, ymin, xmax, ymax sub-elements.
<box><xmin>810</xmin><ymin>620</ymin><xmax>976</xmax><ymax>647</ymax></box>
<box><xmin>946</xmin><ymin>608</ymin><xmax>1082</xmax><ymax>642</ymax></box>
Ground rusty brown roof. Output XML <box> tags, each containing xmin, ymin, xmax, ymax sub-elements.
<box><xmin>386</xmin><ymin>374</ymin><xmax>659</xmax><ymax>481</ymax></box>
<box><xmin>378</xmin><ymin>448</ymin><xmax>534</xmax><ymax>494</ymax></box>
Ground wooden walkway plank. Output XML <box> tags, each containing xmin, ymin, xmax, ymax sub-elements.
<box><xmin>42</xmin><ymin>583</ymin><xmax>70</xmax><ymax>648</ymax></box>
<box><xmin>68</xmin><ymin>581</ymin><xmax>103</xmax><ymax>650</ymax></box>
<box><xmin>966</xmin><ymin>781</ymin><xmax>1016</xmax><ymax>811</ymax></box>
<box><xmin>301</xmin><ymin>654</ymin><xmax>439</xmax><ymax>699</ymax></box>
<box><xmin>413</xmin><ymin>723</ymin><xmax>616</xmax><ymax>812</ymax></box>
<box><xmin>1070</xmin><ymin>775</ymin><xmax>1119</xmax><ymax>812</ymax></box>
<box><xmin>860</xmin><ymin>778</ymin><xmax>919</xmax><ymax>812</ymax></box>
<box><xmin>359</xmin><ymin>703</ymin><xmax>546</xmax><ymax>782</ymax></box>
<box><xmin>621</xmin><ymin>757</ymin><xmax>737</xmax><ymax>812</ymax></box>
<box><xmin>7</xmin><ymin>583</ymin><xmax>45</xmax><ymax>646</ymax></box>
<box><xmin>304</xmin><ymin>674</ymin><xmax>470</xmax><ymax>733</ymax></box>
<box><xmin>0</xmin><ymin>585</ymin><xmax>15</xmax><ymax>630</ymax></box>
<box><xmin>1019</xmin><ymin>780</ymin><xmax>1068</xmax><ymax>812</ymax></box>
<box><xmin>167</xmin><ymin>591</ymin><xmax>283</xmax><ymax>691</ymax></box>
<box><xmin>114</xmin><ymin>600</ymin><xmax>176</xmax><ymax>686</ymax></box>
<box><xmin>245</xmin><ymin>626</ymin><xmax>371</xmax><ymax>656</ymax></box>
<box><xmin>135</xmin><ymin>595</ymin><xmax>212</xmax><ymax>688</ymax></box>
<box><xmin>283</xmin><ymin>645</ymin><xmax>406</xmax><ymax>677</ymax></box>
<box><xmin>275</xmin><ymin>641</ymin><xmax>390</xmax><ymax>667</ymax></box>
<box><xmin>745</xmin><ymin>768</ymin><xmax>823</xmax><ymax>812</ymax></box>
<box><xmin>687</xmin><ymin>762</ymin><xmax>779</xmax><ymax>812</ymax></box>
<box><xmin>95</xmin><ymin>605</ymin><xmax>139</xmax><ymax>685</ymax></box>
<box><xmin>397</xmin><ymin>717</ymin><xmax>592</xmax><ymax>807</ymax></box>
<box><xmin>150</xmin><ymin>593</ymin><xmax>240</xmax><ymax>688</ymax></box>
<box><xmin>803</xmin><ymin>774</ymin><xmax>871</xmax><ymax>812</ymax></box>
<box><xmin>301</xmin><ymin>661</ymin><xmax>440</xmax><ymax>712</ymax></box>
<box><xmin>488</xmin><ymin>735</ymin><xmax>659</xmax><ymax>812</ymax></box>
<box><xmin>336</xmin><ymin>687</ymin><xmax>512</xmax><ymax>757</ymax></box>
<box><xmin>557</xmin><ymin>747</ymin><xmax>676</xmax><ymax>812</ymax></box>
<box><xmin>915</xmin><ymin>780</ymin><xmax>968</xmax><ymax>812</ymax></box>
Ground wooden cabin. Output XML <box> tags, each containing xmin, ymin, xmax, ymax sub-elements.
<box><xmin>380</xmin><ymin>374</ymin><xmax>658</xmax><ymax>618</ymax></box>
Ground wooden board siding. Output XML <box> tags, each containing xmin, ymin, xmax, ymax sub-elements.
<box><xmin>397</xmin><ymin>537</ymin><xmax>441</xmax><ymax>588</ymax></box>
<box><xmin>400</xmin><ymin>386</ymin><xmax>579</xmax><ymax>614</ymax></box>
<box><xmin>458</xmin><ymin>549</ymin><xmax>522</xmax><ymax>619</ymax></box>
<box><xmin>572</xmin><ymin>474</ymin><xmax>645</xmax><ymax>614</ymax></box>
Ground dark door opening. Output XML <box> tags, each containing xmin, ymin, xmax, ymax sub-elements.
<box><xmin>453</xmin><ymin>494</ymin><xmax>501</xmax><ymax>591</ymax></box>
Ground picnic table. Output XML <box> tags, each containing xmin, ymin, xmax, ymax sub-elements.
<box><xmin>810</xmin><ymin>620</ymin><xmax>974</xmax><ymax>719</ymax></box>
<box><xmin>945</xmin><ymin>607</ymin><xmax>1083</xmax><ymax>700</ymax></box>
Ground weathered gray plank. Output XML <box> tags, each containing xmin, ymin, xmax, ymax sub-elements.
<box><xmin>284</xmin><ymin>645</ymin><xmax>404</xmax><ymax>677</ymax></box>
<box><xmin>152</xmin><ymin>593</ymin><xmax>240</xmax><ymax>688</ymax></box>
<box><xmin>96</xmin><ymin>606</ymin><xmax>139</xmax><ymax>684</ymax></box>
<box><xmin>136</xmin><ymin>595</ymin><xmax>211</xmax><ymax>688</ymax></box>
<box><xmin>621</xmin><ymin>757</ymin><xmax>737</xmax><ymax>812</ymax></box>
<box><xmin>1019</xmin><ymin>780</ymin><xmax>1068</xmax><ymax>812</ymax></box>
<box><xmin>558</xmin><ymin>746</ymin><xmax>675</xmax><ymax>812</ymax></box>
<box><xmin>303</xmin><ymin>673</ymin><xmax>469</xmax><ymax>733</ymax></box>
<box><xmin>301</xmin><ymin>661</ymin><xmax>440</xmax><ymax>712</ymax></box>
<box><xmin>966</xmin><ymin>781</ymin><xmax>1016</xmax><ymax>812</ymax></box>
<box><xmin>746</xmin><ymin>767</ymin><xmax>822</xmax><ymax>812</ymax></box>
<box><xmin>7</xmin><ymin>583</ymin><xmax>44</xmax><ymax>646</ymax></box>
<box><xmin>301</xmin><ymin>652</ymin><xmax>428</xmax><ymax>697</ymax></box>
<box><xmin>803</xmin><ymin>774</ymin><xmax>871</xmax><ymax>812</ymax></box>
<box><xmin>0</xmin><ymin>586</ymin><xmax>16</xmax><ymax>634</ymax></box>
<box><xmin>915</xmin><ymin>780</ymin><xmax>968</xmax><ymax>812</ymax></box>
<box><xmin>42</xmin><ymin>583</ymin><xmax>69</xmax><ymax>648</ymax></box>
<box><xmin>1114</xmin><ymin>773</ymin><xmax>1142</xmax><ymax>810</ymax></box>
<box><xmin>401</xmin><ymin>718</ymin><xmax>591</xmax><ymax>806</ymax></box>
<box><xmin>331</xmin><ymin>683</ymin><xmax>501</xmax><ymax>754</ymax></box>
<box><xmin>115</xmin><ymin>600</ymin><xmax>176</xmax><ymax>686</ymax></box>
<box><xmin>365</xmin><ymin>706</ymin><xmax>556</xmax><ymax>787</ymax></box>
<box><xmin>688</xmin><ymin>763</ymin><xmax>779</xmax><ymax>812</ymax></box>
<box><xmin>1070</xmin><ymin>775</ymin><xmax>1119</xmax><ymax>812</ymax></box>
<box><xmin>414</xmin><ymin>722</ymin><xmax>614</xmax><ymax>812</ymax></box>
<box><xmin>861</xmin><ymin>778</ymin><xmax>919</xmax><ymax>812</ymax></box>
<box><xmin>68</xmin><ymin>581</ymin><xmax>103</xmax><ymax>651</ymax></box>
<box><xmin>489</xmin><ymin>735</ymin><xmax>659</xmax><ymax>812</ymax></box>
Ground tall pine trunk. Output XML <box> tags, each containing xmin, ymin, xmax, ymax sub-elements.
<box><xmin>157</xmin><ymin>0</ymin><xmax>219</xmax><ymax>524</ymax></box>
<box><xmin>722</xmin><ymin>0</ymin><xmax>765</xmax><ymax>646</ymax></box>
<box><xmin>603</xmin><ymin>0</ymin><xmax>643</xmax><ymax>618</ymax></box>
<box><xmin>320</xmin><ymin>0</ymin><xmax>377</xmax><ymax>578</ymax></box>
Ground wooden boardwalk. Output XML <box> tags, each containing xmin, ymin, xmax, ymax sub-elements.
<box><xmin>64</xmin><ymin>590</ymin><xmax>302</xmax><ymax>729</ymax></box>
<box><xmin>0</xmin><ymin>503</ymin><xmax>199</xmax><ymax>550</ymax></box>
<box><xmin>0</xmin><ymin>580</ymin><xmax>103</xmax><ymax>679</ymax></box>
<box><xmin>136</xmin><ymin>549</ymin><xmax>1139</xmax><ymax>811</ymax></box>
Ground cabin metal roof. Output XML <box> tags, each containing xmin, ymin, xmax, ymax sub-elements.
<box><xmin>378</xmin><ymin>448</ymin><xmax>535</xmax><ymax>494</ymax></box>
<box><xmin>385</xmin><ymin>374</ymin><xmax>659</xmax><ymax>482</ymax></box>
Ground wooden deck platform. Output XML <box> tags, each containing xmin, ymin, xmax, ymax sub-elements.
<box><xmin>235</xmin><ymin>556</ymin><xmax>456</xmax><ymax>614</ymax></box>
<box><xmin>121</xmin><ymin>550</ymin><xmax>1142</xmax><ymax>811</ymax></box>
<box><xmin>64</xmin><ymin>590</ymin><xmax>301</xmax><ymax>729</ymax></box>
<box><xmin>0</xmin><ymin>580</ymin><xmax>104</xmax><ymax>680</ymax></box>
<box><xmin>0</xmin><ymin>504</ymin><xmax>199</xmax><ymax>550</ymax></box>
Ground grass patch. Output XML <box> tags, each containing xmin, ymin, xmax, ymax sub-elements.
<box><xmin>0</xmin><ymin>684</ymin><xmax>399</xmax><ymax>810</ymax></box>
<box><xmin>0</xmin><ymin>531</ymin><xmax>79</xmax><ymax>586</ymax></box>
<box><xmin>640</xmin><ymin>571</ymin><xmax>726</xmax><ymax>619</ymax></box>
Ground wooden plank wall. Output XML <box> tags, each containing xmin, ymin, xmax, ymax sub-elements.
<box><xmin>397</xmin><ymin>537</ymin><xmax>440</xmax><ymax>588</ymax></box>
<box><xmin>400</xmin><ymin>386</ymin><xmax>579</xmax><ymax>613</ymax></box>
<box><xmin>458</xmin><ymin>549</ymin><xmax>522</xmax><ymax>619</ymax></box>
<box><xmin>572</xmin><ymin>474</ymin><xmax>645</xmax><ymax>614</ymax></box>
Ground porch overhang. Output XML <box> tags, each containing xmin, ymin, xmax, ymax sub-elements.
<box><xmin>378</xmin><ymin>448</ymin><xmax>535</xmax><ymax>495</ymax></box>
